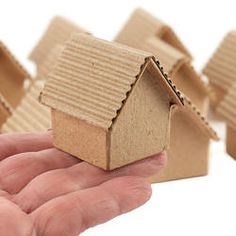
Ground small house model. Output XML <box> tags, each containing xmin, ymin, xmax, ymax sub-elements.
<box><xmin>0</xmin><ymin>42</ymin><xmax>31</xmax><ymax>128</ymax></box>
<box><xmin>29</xmin><ymin>16</ymin><xmax>86</xmax><ymax>70</ymax></box>
<box><xmin>203</xmin><ymin>31</ymin><xmax>236</xmax><ymax>109</ymax></box>
<box><xmin>115</xmin><ymin>8</ymin><xmax>192</xmax><ymax>58</ymax></box>
<box><xmin>40</xmin><ymin>34</ymin><xmax>218</xmax><ymax>173</ymax></box>
<box><xmin>2</xmin><ymin>45</ymin><xmax>63</xmax><ymax>133</ymax></box>
<box><xmin>216</xmin><ymin>86</ymin><xmax>236</xmax><ymax>160</ymax></box>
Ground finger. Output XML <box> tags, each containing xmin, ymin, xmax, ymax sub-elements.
<box><xmin>0</xmin><ymin>148</ymin><xmax>80</xmax><ymax>194</ymax></box>
<box><xmin>0</xmin><ymin>197</ymin><xmax>36</xmax><ymax>236</ymax></box>
<box><xmin>31</xmin><ymin>176</ymin><xmax>151</xmax><ymax>236</ymax></box>
<box><xmin>0</xmin><ymin>132</ymin><xmax>53</xmax><ymax>161</ymax></box>
<box><xmin>14</xmin><ymin>152</ymin><xmax>166</xmax><ymax>212</ymax></box>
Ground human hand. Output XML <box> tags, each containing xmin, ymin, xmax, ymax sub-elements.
<box><xmin>0</xmin><ymin>132</ymin><xmax>166</xmax><ymax>236</ymax></box>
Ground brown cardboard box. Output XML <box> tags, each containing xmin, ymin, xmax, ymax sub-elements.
<box><xmin>216</xmin><ymin>86</ymin><xmax>236</xmax><ymax>159</ymax></box>
<box><xmin>115</xmin><ymin>8</ymin><xmax>192</xmax><ymax>58</ymax></box>
<box><xmin>2</xmin><ymin>45</ymin><xmax>63</xmax><ymax>133</ymax></box>
<box><xmin>115</xmin><ymin>35</ymin><xmax>209</xmax><ymax>114</ymax></box>
<box><xmin>203</xmin><ymin>31</ymin><xmax>236</xmax><ymax>110</ymax></box>
<box><xmin>29</xmin><ymin>16</ymin><xmax>87</xmax><ymax>70</ymax></box>
<box><xmin>0</xmin><ymin>42</ymin><xmax>31</xmax><ymax>128</ymax></box>
<box><xmin>40</xmin><ymin>34</ymin><xmax>218</xmax><ymax>171</ymax></box>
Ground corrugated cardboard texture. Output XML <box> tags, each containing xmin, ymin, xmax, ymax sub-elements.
<box><xmin>216</xmin><ymin>86</ymin><xmax>236</xmax><ymax>128</ymax></box>
<box><xmin>110</xmin><ymin>66</ymin><xmax>170</xmax><ymax>169</ymax></box>
<box><xmin>203</xmin><ymin>31</ymin><xmax>236</xmax><ymax>100</ymax></box>
<box><xmin>226</xmin><ymin>126</ymin><xmax>236</xmax><ymax>160</ymax></box>
<box><xmin>0</xmin><ymin>42</ymin><xmax>31</xmax><ymax>108</ymax></box>
<box><xmin>1</xmin><ymin>81</ymin><xmax>50</xmax><ymax>133</ymax></box>
<box><xmin>150</xmin><ymin>105</ymin><xmax>209</xmax><ymax>182</ymax></box>
<box><xmin>52</xmin><ymin>109</ymin><xmax>108</xmax><ymax>168</ymax></box>
<box><xmin>40</xmin><ymin>34</ymin><xmax>217</xmax><ymax>170</ymax></box>
<box><xmin>115</xmin><ymin>8</ymin><xmax>191</xmax><ymax>58</ymax></box>
<box><xmin>2</xmin><ymin>45</ymin><xmax>63</xmax><ymax>133</ymax></box>
<box><xmin>29</xmin><ymin>16</ymin><xmax>86</xmax><ymax>67</ymax></box>
<box><xmin>40</xmin><ymin>34</ymin><xmax>153</xmax><ymax>130</ymax></box>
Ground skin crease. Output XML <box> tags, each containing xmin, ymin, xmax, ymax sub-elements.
<box><xmin>0</xmin><ymin>132</ymin><xmax>167</xmax><ymax>236</ymax></box>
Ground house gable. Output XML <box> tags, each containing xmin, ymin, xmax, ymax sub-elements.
<box><xmin>110</xmin><ymin>61</ymin><xmax>171</xmax><ymax>169</ymax></box>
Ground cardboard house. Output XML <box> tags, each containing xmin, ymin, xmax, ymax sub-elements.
<box><xmin>203</xmin><ymin>31</ymin><xmax>236</xmax><ymax>109</ymax></box>
<box><xmin>0</xmin><ymin>42</ymin><xmax>31</xmax><ymax>128</ymax></box>
<box><xmin>115</xmin><ymin>8</ymin><xmax>192</xmax><ymax>59</ymax></box>
<box><xmin>2</xmin><ymin>45</ymin><xmax>63</xmax><ymax>133</ymax></box>
<box><xmin>29</xmin><ymin>16</ymin><xmax>86</xmax><ymax>70</ymax></box>
<box><xmin>115</xmin><ymin>35</ymin><xmax>209</xmax><ymax>114</ymax></box>
<box><xmin>216</xmin><ymin>86</ymin><xmax>236</xmax><ymax>160</ymax></box>
<box><xmin>40</xmin><ymin>34</ymin><xmax>218</xmax><ymax>174</ymax></box>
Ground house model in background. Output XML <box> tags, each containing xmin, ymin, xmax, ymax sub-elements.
<box><xmin>0</xmin><ymin>42</ymin><xmax>31</xmax><ymax>128</ymax></box>
<box><xmin>115</xmin><ymin>8</ymin><xmax>192</xmax><ymax>59</ymax></box>
<box><xmin>29</xmin><ymin>16</ymin><xmax>87</xmax><ymax>69</ymax></box>
<box><xmin>2</xmin><ymin>16</ymin><xmax>87</xmax><ymax>133</ymax></box>
<box><xmin>217</xmin><ymin>86</ymin><xmax>236</xmax><ymax>160</ymax></box>
<box><xmin>40</xmin><ymin>34</ymin><xmax>218</xmax><ymax>178</ymax></box>
<box><xmin>1</xmin><ymin>45</ymin><xmax>63</xmax><ymax>133</ymax></box>
<box><xmin>203</xmin><ymin>31</ymin><xmax>236</xmax><ymax>110</ymax></box>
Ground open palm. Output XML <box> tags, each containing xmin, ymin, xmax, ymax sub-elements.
<box><xmin>0</xmin><ymin>132</ymin><xmax>166</xmax><ymax>236</ymax></box>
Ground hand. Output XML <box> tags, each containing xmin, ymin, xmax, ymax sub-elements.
<box><xmin>0</xmin><ymin>132</ymin><xmax>166</xmax><ymax>236</ymax></box>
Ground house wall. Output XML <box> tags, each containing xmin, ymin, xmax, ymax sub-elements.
<box><xmin>0</xmin><ymin>47</ymin><xmax>26</xmax><ymax>108</ymax></box>
<box><xmin>110</xmin><ymin>68</ymin><xmax>170</xmax><ymax>170</ymax></box>
<box><xmin>173</xmin><ymin>64</ymin><xmax>208</xmax><ymax>115</ymax></box>
<box><xmin>226</xmin><ymin>126</ymin><xmax>236</xmax><ymax>160</ymax></box>
<box><xmin>51</xmin><ymin>109</ymin><xmax>109</xmax><ymax>169</ymax></box>
<box><xmin>150</xmin><ymin>108</ymin><xmax>209</xmax><ymax>182</ymax></box>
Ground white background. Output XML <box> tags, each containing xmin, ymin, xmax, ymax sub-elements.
<box><xmin>1</xmin><ymin>0</ymin><xmax>236</xmax><ymax>235</ymax></box>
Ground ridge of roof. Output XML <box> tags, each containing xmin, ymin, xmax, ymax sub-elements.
<box><xmin>183</xmin><ymin>97</ymin><xmax>218</xmax><ymax>140</ymax></box>
<box><xmin>0</xmin><ymin>41</ymin><xmax>31</xmax><ymax>81</ymax></box>
<box><xmin>203</xmin><ymin>31</ymin><xmax>236</xmax><ymax>90</ymax></box>
<box><xmin>216</xmin><ymin>85</ymin><xmax>236</xmax><ymax>128</ymax></box>
<box><xmin>40</xmin><ymin>34</ymin><xmax>184</xmax><ymax>130</ymax></box>
<box><xmin>29</xmin><ymin>16</ymin><xmax>87</xmax><ymax>66</ymax></box>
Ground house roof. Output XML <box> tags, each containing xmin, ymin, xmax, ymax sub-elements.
<box><xmin>40</xmin><ymin>33</ymin><xmax>184</xmax><ymax>130</ymax></box>
<box><xmin>216</xmin><ymin>86</ymin><xmax>236</xmax><ymax>129</ymax></box>
<box><xmin>115</xmin><ymin>8</ymin><xmax>192</xmax><ymax>58</ymax></box>
<box><xmin>29</xmin><ymin>16</ymin><xmax>86</xmax><ymax>67</ymax></box>
<box><xmin>203</xmin><ymin>31</ymin><xmax>236</xmax><ymax>90</ymax></box>
<box><xmin>2</xmin><ymin>80</ymin><xmax>50</xmax><ymax>133</ymax></box>
<box><xmin>0</xmin><ymin>41</ymin><xmax>31</xmax><ymax>82</ymax></box>
<box><xmin>2</xmin><ymin>44</ymin><xmax>63</xmax><ymax>133</ymax></box>
<box><xmin>37</xmin><ymin>44</ymin><xmax>64</xmax><ymax>80</ymax></box>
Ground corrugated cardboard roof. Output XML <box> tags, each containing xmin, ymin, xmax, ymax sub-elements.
<box><xmin>2</xmin><ymin>81</ymin><xmax>50</xmax><ymax>133</ymax></box>
<box><xmin>40</xmin><ymin>34</ymin><xmax>184</xmax><ymax>130</ymax></box>
<box><xmin>115</xmin><ymin>8</ymin><xmax>191</xmax><ymax>58</ymax></box>
<box><xmin>29</xmin><ymin>16</ymin><xmax>86</xmax><ymax>67</ymax></box>
<box><xmin>203</xmin><ymin>31</ymin><xmax>236</xmax><ymax>90</ymax></box>
<box><xmin>40</xmin><ymin>34</ymin><xmax>216</xmax><ymax>140</ymax></box>
<box><xmin>216</xmin><ymin>86</ymin><xmax>236</xmax><ymax>129</ymax></box>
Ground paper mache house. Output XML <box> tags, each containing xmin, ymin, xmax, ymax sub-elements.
<box><xmin>2</xmin><ymin>16</ymin><xmax>87</xmax><ymax>133</ymax></box>
<box><xmin>216</xmin><ymin>86</ymin><xmax>236</xmax><ymax>160</ymax></box>
<box><xmin>0</xmin><ymin>42</ymin><xmax>31</xmax><ymax>128</ymax></box>
<box><xmin>203</xmin><ymin>31</ymin><xmax>236</xmax><ymax>110</ymax></box>
<box><xmin>40</xmin><ymin>34</ymin><xmax>218</xmax><ymax>176</ymax></box>
<box><xmin>115</xmin><ymin>8</ymin><xmax>192</xmax><ymax>59</ymax></box>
